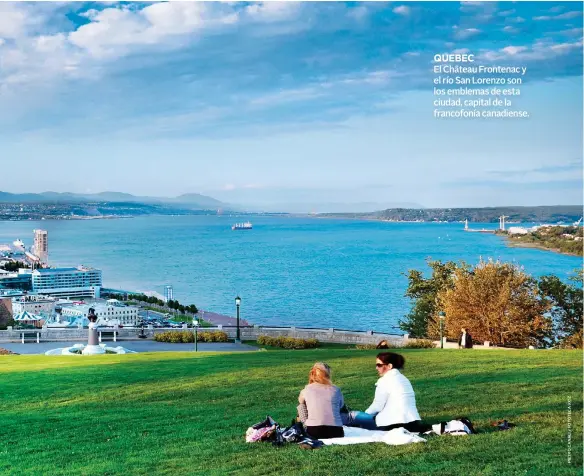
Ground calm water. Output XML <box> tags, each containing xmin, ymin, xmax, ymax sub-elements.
<box><xmin>0</xmin><ymin>216</ymin><xmax>580</xmax><ymax>333</ymax></box>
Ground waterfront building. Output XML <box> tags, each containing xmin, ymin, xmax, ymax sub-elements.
<box><xmin>33</xmin><ymin>229</ymin><xmax>48</xmax><ymax>266</ymax></box>
<box><xmin>11</xmin><ymin>295</ymin><xmax>57</xmax><ymax>316</ymax></box>
<box><xmin>508</xmin><ymin>227</ymin><xmax>529</xmax><ymax>235</ymax></box>
<box><xmin>0</xmin><ymin>269</ymin><xmax>33</xmax><ymax>291</ymax></box>
<box><xmin>60</xmin><ymin>301</ymin><xmax>138</xmax><ymax>326</ymax></box>
<box><xmin>32</xmin><ymin>266</ymin><xmax>102</xmax><ymax>299</ymax></box>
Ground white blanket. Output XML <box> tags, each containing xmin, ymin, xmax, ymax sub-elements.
<box><xmin>320</xmin><ymin>426</ymin><xmax>426</xmax><ymax>446</ymax></box>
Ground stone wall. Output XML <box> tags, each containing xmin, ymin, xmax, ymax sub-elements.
<box><xmin>0</xmin><ymin>325</ymin><xmax>408</xmax><ymax>346</ymax></box>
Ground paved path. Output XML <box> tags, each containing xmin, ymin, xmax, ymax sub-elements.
<box><xmin>0</xmin><ymin>341</ymin><xmax>257</xmax><ymax>355</ymax></box>
<box><xmin>199</xmin><ymin>310</ymin><xmax>250</xmax><ymax>327</ymax></box>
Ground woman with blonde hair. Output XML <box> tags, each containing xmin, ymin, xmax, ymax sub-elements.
<box><xmin>298</xmin><ymin>362</ymin><xmax>345</xmax><ymax>439</ymax></box>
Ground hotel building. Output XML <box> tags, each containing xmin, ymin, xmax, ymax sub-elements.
<box><xmin>32</xmin><ymin>266</ymin><xmax>102</xmax><ymax>299</ymax></box>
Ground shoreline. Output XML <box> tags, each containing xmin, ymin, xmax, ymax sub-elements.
<box><xmin>504</xmin><ymin>239</ymin><xmax>582</xmax><ymax>257</ymax></box>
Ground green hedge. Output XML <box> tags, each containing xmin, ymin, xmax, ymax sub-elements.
<box><xmin>154</xmin><ymin>330</ymin><xmax>229</xmax><ymax>343</ymax></box>
<box><xmin>405</xmin><ymin>339</ymin><xmax>435</xmax><ymax>349</ymax></box>
<box><xmin>354</xmin><ymin>339</ymin><xmax>435</xmax><ymax>350</ymax></box>
<box><xmin>257</xmin><ymin>335</ymin><xmax>319</xmax><ymax>349</ymax></box>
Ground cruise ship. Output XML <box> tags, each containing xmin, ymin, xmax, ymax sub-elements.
<box><xmin>232</xmin><ymin>222</ymin><xmax>253</xmax><ymax>230</ymax></box>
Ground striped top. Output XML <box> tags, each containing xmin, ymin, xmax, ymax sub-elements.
<box><xmin>299</xmin><ymin>383</ymin><xmax>344</xmax><ymax>427</ymax></box>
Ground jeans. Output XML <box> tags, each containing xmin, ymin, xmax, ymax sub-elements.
<box><xmin>345</xmin><ymin>411</ymin><xmax>379</xmax><ymax>430</ymax></box>
<box><xmin>345</xmin><ymin>412</ymin><xmax>429</xmax><ymax>433</ymax></box>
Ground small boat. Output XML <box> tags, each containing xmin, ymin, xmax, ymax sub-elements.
<box><xmin>232</xmin><ymin>222</ymin><xmax>253</xmax><ymax>230</ymax></box>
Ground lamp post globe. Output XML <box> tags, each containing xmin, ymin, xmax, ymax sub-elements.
<box><xmin>235</xmin><ymin>296</ymin><xmax>241</xmax><ymax>343</ymax></box>
<box><xmin>438</xmin><ymin>311</ymin><xmax>446</xmax><ymax>349</ymax></box>
<box><xmin>193</xmin><ymin>317</ymin><xmax>199</xmax><ymax>352</ymax></box>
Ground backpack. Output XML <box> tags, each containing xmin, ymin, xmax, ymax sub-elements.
<box><xmin>245</xmin><ymin>415</ymin><xmax>279</xmax><ymax>443</ymax></box>
<box><xmin>425</xmin><ymin>417</ymin><xmax>477</xmax><ymax>436</ymax></box>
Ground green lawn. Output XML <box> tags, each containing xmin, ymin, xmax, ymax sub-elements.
<box><xmin>0</xmin><ymin>349</ymin><xmax>581</xmax><ymax>475</ymax></box>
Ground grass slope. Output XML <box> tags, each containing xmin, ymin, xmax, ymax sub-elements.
<box><xmin>0</xmin><ymin>349</ymin><xmax>581</xmax><ymax>475</ymax></box>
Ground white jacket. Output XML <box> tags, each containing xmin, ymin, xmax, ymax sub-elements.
<box><xmin>365</xmin><ymin>369</ymin><xmax>421</xmax><ymax>427</ymax></box>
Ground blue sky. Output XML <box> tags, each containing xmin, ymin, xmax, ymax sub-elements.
<box><xmin>0</xmin><ymin>1</ymin><xmax>582</xmax><ymax>211</ymax></box>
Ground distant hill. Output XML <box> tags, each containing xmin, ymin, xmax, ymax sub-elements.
<box><xmin>238</xmin><ymin>201</ymin><xmax>424</xmax><ymax>213</ymax></box>
<box><xmin>321</xmin><ymin>205</ymin><xmax>583</xmax><ymax>223</ymax></box>
<box><xmin>0</xmin><ymin>190</ymin><xmax>228</xmax><ymax>210</ymax></box>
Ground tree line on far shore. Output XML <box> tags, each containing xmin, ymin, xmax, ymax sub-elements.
<box><xmin>400</xmin><ymin>259</ymin><xmax>583</xmax><ymax>349</ymax></box>
<box><xmin>106</xmin><ymin>293</ymin><xmax>198</xmax><ymax>315</ymax></box>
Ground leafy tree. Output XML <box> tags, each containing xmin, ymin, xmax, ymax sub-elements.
<box><xmin>187</xmin><ymin>304</ymin><xmax>199</xmax><ymax>314</ymax></box>
<box><xmin>0</xmin><ymin>261</ymin><xmax>28</xmax><ymax>272</ymax></box>
<box><xmin>538</xmin><ymin>268</ymin><xmax>583</xmax><ymax>349</ymax></box>
<box><xmin>436</xmin><ymin>260</ymin><xmax>552</xmax><ymax>348</ymax></box>
<box><xmin>399</xmin><ymin>259</ymin><xmax>460</xmax><ymax>337</ymax></box>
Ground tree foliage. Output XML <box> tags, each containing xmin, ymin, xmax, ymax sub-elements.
<box><xmin>538</xmin><ymin>268</ymin><xmax>583</xmax><ymax>349</ymax></box>
<box><xmin>435</xmin><ymin>260</ymin><xmax>552</xmax><ymax>348</ymax></box>
<box><xmin>0</xmin><ymin>261</ymin><xmax>28</xmax><ymax>272</ymax></box>
<box><xmin>399</xmin><ymin>260</ymin><xmax>460</xmax><ymax>337</ymax></box>
<box><xmin>402</xmin><ymin>259</ymin><xmax>581</xmax><ymax>348</ymax></box>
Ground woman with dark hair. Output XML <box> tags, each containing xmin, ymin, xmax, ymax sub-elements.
<box><xmin>347</xmin><ymin>352</ymin><xmax>427</xmax><ymax>432</ymax></box>
<box><xmin>297</xmin><ymin>362</ymin><xmax>345</xmax><ymax>439</ymax></box>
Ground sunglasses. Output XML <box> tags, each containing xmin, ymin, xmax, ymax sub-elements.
<box><xmin>375</xmin><ymin>363</ymin><xmax>387</xmax><ymax>368</ymax></box>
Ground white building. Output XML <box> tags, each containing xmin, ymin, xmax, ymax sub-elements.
<box><xmin>12</xmin><ymin>295</ymin><xmax>57</xmax><ymax>316</ymax></box>
<box><xmin>32</xmin><ymin>266</ymin><xmax>102</xmax><ymax>299</ymax></box>
<box><xmin>507</xmin><ymin>227</ymin><xmax>530</xmax><ymax>235</ymax></box>
<box><xmin>60</xmin><ymin>301</ymin><xmax>138</xmax><ymax>326</ymax></box>
<box><xmin>33</xmin><ymin>229</ymin><xmax>48</xmax><ymax>266</ymax></box>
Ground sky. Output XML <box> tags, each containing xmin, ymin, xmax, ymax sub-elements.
<box><xmin>0</xmin><ymin>1</ymin><xmax>582</xmax><ymax>211</ymax></box>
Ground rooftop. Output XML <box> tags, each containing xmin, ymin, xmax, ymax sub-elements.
<box><xmin>33</xmin><ymin>266</ymin><xmax>99</xmax><ymax>274</ymax></box>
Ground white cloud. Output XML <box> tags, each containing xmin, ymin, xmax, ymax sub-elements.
<box><xmin>479</xmin><ymin>39</ymin><xmax>583</xmax><ymax>62</ymax></box>
<box><xmin>393</xmin><ymin>6</ymin><xmax>411</xmax><ymax>16</ymax></box>
<box><xmin>348</xmin><ymin>6</ymin><xmax>369</xmax><ymax>21</ymax></box>
<box><xmin>0</xmin><ymin>4</ymin><xmax>28</xmax><ymax>39</ymax></box>
<box><xmin>453</xmin><ymin>27</ymin><xmax>481</xmax><ymax>39</ymax></box>
<box><xmin>501</xmin><ymin>46</ymin><xmax>527</xmax><ymax>55</ymax></box>
<box><xmin>68</xmin><ymin>3</ymin><xmax>239</xmax><ymax>59</ymax></box>
<box><xmin>503</xmin><ymin>26</ymin><xmax>519</xmax><ymax>33</ymax></box>
<box><xmin>556</xmin><ymin>11</ymin><xmax>583</xmax><ymax>20</ymax></box>
<box><xmin>249</xmin><ymin>87</ymin><xmax>322</xmax><ymax>107</ymax></box>
<box><xmin>245</xmin><ymin>2</ymin><xmax>300</xmax><ymax>22</ymax></box>
<box><xmin>534</xmin><ymin>11</ymin><xmax>582</xmax><ymax>21</ymax></box>
<box><xmin>558</xmin><ymin>27</ymin><xmax>584</xmax><ymax>37</ymax></box>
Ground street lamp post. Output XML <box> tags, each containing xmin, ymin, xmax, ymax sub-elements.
<box><xmin>193</xmin><ymin>317</ymin><xmax>199</xmax><ymax>352</ymax></box>
<box><xmin>439</xmin><ymin>311</ymin><xmax>446</xmax><ymax>349</ymax></box>
<box><xmin>235</xmin><ymin>296</ymin><xmax>241</xmax><ymax>343</ymax></box>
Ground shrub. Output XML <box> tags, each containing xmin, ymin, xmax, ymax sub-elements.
<box><xmin>256</xmin><ymin>335</ymin><xmax>319</xmax><ymax>349</ymax></box>
<box><xmin>405</xmin><ymin>339</ymin><xmax>435</xmax><ymax>349</ymax></box>
<box><xmin>355</xmin><ymin>343</ymin><xmax>378</xmax><ymax>350</ymax></box>
<box><xmin>154</xmin><ymin>330</ymin><xmax>228</xmax><ymax>343</ymax></box>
